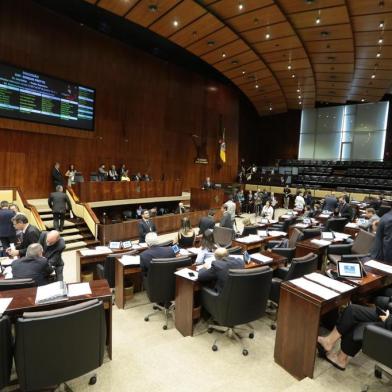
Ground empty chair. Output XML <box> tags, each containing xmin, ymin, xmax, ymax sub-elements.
<box><xmin>0</xmin><ymin>316</ymin><xmax>12</xmax><ymax>390</ymax></box>
<box><xmin>144</xmin><ymin>256</ymin><xmax>192</xmax><ymax>330</ymax></box>
<box><xmin>269</xmin><ymin>253</ymin><xmax>318</xmax><ymax>329</ymax></box>
<box><xmin>271</xmin><ymin>216</ymin><xmax>296</xmax><ymax>233</ymax></box>
<box><xmin>122</xmin><ymin>210</ymin><xmax>133</xmax><ymax>220</ymax></box>
<box><xmin>14</xmin><ymin>299</ymin><xmax>106</xmax><ymax>391</ymax></box>
<box><xmin>267</xmin><ymin>228</ymin><xmax>304</xmax><ymax>264</ymax></box>
<box><xmin>0</xmin><ymin>278</ymin><xmax>36</xmax><ymax>291</ymax></box>
<box><xmin>327</xmin><ymin>230</ymin><xmax>375</xmax><ymax>265</ymax></box>
<box><xmin>201</xmin><ymin>267</ymin><xmax>273</xmax><ymax>356</ymax></box>
<box><xmin>378</xmin><ymin>204</ymin><xmax>391</xmax><ymax>217</ymax></box>
<box><xmin>301</xmin><ymin>227</ymin><xmax>322</xmax><ymax>240</ymax></box>
<box><xmin>241</xmin><ymin>225</ymin><xmax>258</xmax><ymax>236</ymax></box>
<box><xmin>213</xmin><ymin>226</ymin><xmax>234</xmax><ymax>248</ymax></box>
<box><xmin>325</xmin><ymin>217</ymin><xmax>348</xmax><ymax>233</ymax></box>
<box><xmin>227</xmin><ymin>246</ymin><xmax>243</xmax><ymax>255</ymax></box>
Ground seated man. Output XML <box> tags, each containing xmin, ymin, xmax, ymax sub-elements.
<box><xmin>11</xmin><ymin>243</ymin><xmax>53</xmax><ymax>286</ymax></box>
<box><xmin>338</xmin><ymin>195</ymin><xmax>353</xmax><ymax>221</ymax></box>
<box><xmin>317</xmin><ymin>303</ymin><xmax>391</xmax><ymax>371</ymax></box>
<box><xmin>175</xmin><ymin>202</ymin><xmax>186</xmax><ymax>214</ymax></box>
<box><xmin>199</xmin><ymin>209</ymin><xmax>215</xmax><ymax>235</ymax></box>
<box><xmin>140</xmin><ymin>232</ymin><xmax>175</xmax><ymax>277</ymax></box>
<box><xmin>358</xmin><ymin>208</ymin><xmax>380</xmax><ymax>233</ymax></box>
<box><xmin>38</xmin><ymin>230</ymin><xmax>66</xmax><ymax>281</ymax></box>
<box><xmin>198</xmin><ymin>248</ymin><xmax>245</xmax><ymax>293</ymax></box>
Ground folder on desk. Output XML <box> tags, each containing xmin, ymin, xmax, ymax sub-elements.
<box><xmin>120</xmin><ymin>255</ymin><xmax>141</xmax><ymax>266</ymax></box>
<box><xmin>35</xmin><ymin>281</ymin><xmax>68</xmax><ymax>304</ymax></box>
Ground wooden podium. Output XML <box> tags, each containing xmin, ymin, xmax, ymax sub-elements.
<box><xmin>190</xmin><ymin>188</ymin><xmax>226</xmax><ymax>210</ymax></box>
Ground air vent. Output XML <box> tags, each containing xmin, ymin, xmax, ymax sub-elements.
<box><xmin>148</xmin><ymin>4</ymin><xmax>158</xmax><ymax>12</ymax></box>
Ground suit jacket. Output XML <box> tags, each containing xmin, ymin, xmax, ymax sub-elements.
<box><xmin>17</xmin><ymin>224</ymin><xmax>41</xmax><ymax>257</ymax></box>
<box><xmin>38</xmin><ymin>231</ymin><xmax>66</xmax><ymax>267</ymax></box>
<box><xmin>324</xmin><ymin>196</ymin><xmax>338</xmax><ymax>212</ymax></box>
<box><xmin>51</xmin><ymin>168</ymin><xmax>64</xmax><ymax>187</ymax></box>
<box><xmin>220</xmin><ymin>212</ymin><xmax>233</xmax><ymax>229</ymax></box>
<box><xmin>175</xmin><ymin>206</ymin><xmax>186</xmax><ymax>214</ymax></box>
<box><xmin>199</xmin><ymin>216</ymin><xmax>215</xmax><ymax>235</ymax></box>
<box><xmin>138</xmin><ymin>219</ymin><xmax>157</xmax><ymax>243</ymax></box>
<box><xmin>0</xmin><ymin>209</ymin><xmax>16</xmax><ymax>238</ymax></box>
<box><xmin>140</xmin><ymin>245</ymin><xmax>175</xmax><ymax>276</ymax></box>
<box><xmin>203</xmin><ymin>181</ymin><xmax>214</xmax><ymax>189</ymax></box>
<box><xmin>339</xmin><ymin>203</ymin><xmax>353</xmax><ymax>220</ymax></box>
<box><xmin>48</xmin><ymin>191</ymin><xmax>71</xmax><ymax>214</ymax></box>
<box><xmin>12</xmin><ymin>255</ymin><xmax>53</xmax><ymax>286</ymax></box>
<box><xmin>371</xmin><ymin>210</ymin><xmax>392</xmax><ymax>263</ymax></box>
<box><xmin>198</xmin><ymin>257</ymin><xmax>245</xmax><ymax>293</ymax></box>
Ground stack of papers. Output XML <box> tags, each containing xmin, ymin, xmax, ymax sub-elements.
<box><xmin>257</xmin><ymin>230</ymin><xmax>268</xmax><ymax>237</ymax></box>
<box><xmin>268</xmin><ymin>231</ymin><xmax>287</xmax><ymax>237</ymax></box>
<box><xmin>332</xmin><ymin>232</ymin><xmax>351</xmax><ymax>241</ymax></box>
<box><xmin>345</xmin><ymin>222</ymin><xmax>359</xmax><ymax>228</ymax></box>
<box><xmin>305</xmin><ymin>273</ymin><xmax>353</xmax><ymax>293</ymax></box>
<box><xmin>250</xmin><ymin>253</ymin><xmax>273</xmax><ymax>264</ymax></box>
<box><xmin>319</xmin><ymin>213</ymin><xmax>331</xmax><ymax>218</ymax></box>
<box><xmin>179</xmin><ymin>249</ymin><xmax>190</xmax><ymax>256</ymax></box>
<box><xmin>120</xmin><ymin>255</ymin><xmax>141</xmax><ymax>266</ymax></box>
<box><xmin>35</xmin><ymin>281</ymin><xmax>68</xmax><ymax>304</ymax></box>
<box><xmin>174</xmin><ymin>268</ymin><xmax>198</xmax><ymax>281</ymax></box>
<box><xmin>0</xmin><ymin>298</ymin><xmax>12</xmax><ymax>316</ymax></box>
<box><xmin>280</xmin><ymin>214</ymin><xmax>291</xmax><ymax>219</ymax></box>
<box><xmin>80</xmin><ymin>247</ymin><xmax>113</xmax><ymax>256</ymax></box>
<box><xmin>290</xmin><ymin>277</ymin><xmax>339</xmax><ymax>300</ymax></box>
<box><xmin>187</xmin><ymin>247</ymin><xmax>201</xmax><ymax>254</ymax></box>
<box><xmin>236</xmin><ymin>235</ymin><xmax>261</xmax><ymax>243</ymax></box>
<box><xmin>365</xmin><ymin>260</ymin><xmax>392</xmax><ymax>274</ymax></box>
<box><xmin>67</xmin><ymin>283</ymin><xmax>92</xmax><ymax>297</ymax></box>
<box><xmin>310</xmin><ymin>239</ymin><xmax>332</xmax><ymax>246</ymax></box>
<box><xmin>295</xmin><ymin>223</ymin><xmax>309</xmax><ymax>228</ymax></box>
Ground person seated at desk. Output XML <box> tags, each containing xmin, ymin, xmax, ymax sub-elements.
<box><xmin>199</xmin><ymin>209</ymin><xmax>216</xmax><ymax>235</ymax></box>
<box><xmin>108</xmin><ymin>164</ymin><xmax>119</xmax><ymax>181</ymax></box>
<box><xmin>312</xmin><ymin>203</ymin><xmax>322</xmax><ymax>218</ymax></box>
<box><xmin>121</xmin><ymin>169</ymin><xmax>131</xmax><ymax>182</ymax></box>
<box><xmin>220</xmin><ymin>205</ymin><xmax>233</xmax><ymax>229</ymax></box>
<box><xmin>317</xmin><ymin>304</ymin><xmax>391</xmax><ymax>371</ymax></box>
<box><xmin>119</xmin><ymin>163</ymin><xmax>127</xmax><ymax>178</ymax></box>
<box><xmin>177</xmin><ymin>217</ymin><xmax>195</xmax><ymax>248</ymax></box>
<box><xmin>303</xmin><ymin>205</ymin><xmax>314</xmax><ymax>218</ymax></box>
<box><xmin>133</xmin><ymin>172</ymin><xmax>142</xmax><ymax>181</ymax></box>
<box><xmin>195</xmin><ymin>229</ymin><xmax>217</xmax><ymax>265</ymax></box>
<box><xmin>371</xmin><ymin>209</ymin><xmax>392</xmax><ymax>262</ymax></box>
<box><xmin>197</xmin><ymin>248</ymin><xmax>245</xmax><ymax>293</ymax></box>
<box><xmin>11</xmin><ymin>243</ymin><xmax>53</xmax><ymax>286</ymax></box>
<box><xmin>175</xmin><ymin>202</ymin><xmax>186</xmax><ymax>214</ymax></box>
<box><xmin>138</xmin><ymin>209</ymin><xmax>157</xmax><ymax>243</ymax></box>
<box><xmin>7</xmin><ymin>214</ymin><xmax>41</xmax><ymax>258</ymax></box>
<box><xmin>143</xmin><ymin>173</ymin><xmax>152</xmax><ymax>181</ymax></box>
<box><xmin>98</xmin><ymin>164</ymin><xmax>108</xmax><ymax>181</ymax></box>
<box><xmin>358</xmin><ymin>208</ymin><xmax>380</xmax><ymax>232</ymax></box>
<box><xmin>261</xmin><ymin>201</ymin><xmax>274</xmax><ymax>220</ymax></box>
<box><xmin>324</xmin><ymin>193</ymin><xmax>338</xmax><ymax>212</ymax></box>
<box><xmin>338</xmin><ymin>195</ymin><xmax>353</xmax><ymax>221</ymax></box>
<box><xmin>38</xmin><ymin>230</ymin><xmax>65</xmax><ymax>281</ymax></box>
<box><xmin>202</xmin><ymin>177</ymin><xmax>214</xmax><ymax>190</ymax></box>
<box><xmin>140</xmin><ymin>232</ymin><xmax>175</xmax><ymax>276</ymax></box>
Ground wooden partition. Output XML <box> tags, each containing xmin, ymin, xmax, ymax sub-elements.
<box><xmin>190</xmin><ymin>188</ymin><xmax>226</xmax><ymax>210</ymax></box>
<box><xmin>73</xmin><ymin>180</ymin><xmax>183</xmax><ymax>203</ymax></box>
<box><xmin>98</xmin><ymin>209</ymin><xmax>222</xmax><ymax>243</ymax></box>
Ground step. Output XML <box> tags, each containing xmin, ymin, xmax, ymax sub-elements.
<box><xmin>61</xmin><ymin>227</ymin><xmax>89</xmax><ymax>236</ymax></box>
<box><xmin>63</xmin><ymin>234</ymin><xmax>84</xmax><ymax>242</ymax></box>
<box><xmin>45</xmin><ymin>220</ymin><xmax>76</xmax><ymax>230</ymax></box>
<box><xmin>65</xmin><ymin>239</ymin><xmax>99</xmax><ymax>251</ymax></box>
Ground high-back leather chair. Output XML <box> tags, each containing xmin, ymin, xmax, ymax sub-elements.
<box><xmin>201</xmin><ymin>267</ymin><xmax>273</xmax><ymax>356</ymax></box>
<box><xmin>267</xmin><ymin>228</ymin><xmax>304</xmax><ymax>263</ymax></box>
<box><xmin>269</xmin><ymin>253</ymin><xmax>318</xmax><ymax>329</ymax></box>
<box><xmin>301</xmin><ymin>227</ymin><xmax>322</xmax><ymax>240</ymax></box>
<box><xmin>0</xmin><ymin>278</ymin><xmax>36</xmax><ymax>291</ymax></box>
<box><xmin>0</xmin><ymin>316</ymin><xmax>12</xmax><ymax>390</ymax></box>
<box><xmin>14</xmin><ymin>299</ymin><xmax>106</xmax><ymax>391</ymax></box>
<box><xmin>325</xmin><ymin>217</ymin><xmax>348</xmax><ymax>233</ymax></box>
<box><xmin>241</xmin><ymin>225</ymin><xmax>258</xmax><ymax>236</ymax></box>
<box><xmin>213</xmin><ymin>226</ymin><xmax>233</xmax><ymax>248</ymax></box>
<box><xmin>144</xmin><ymin>256</ymin><xmax>192</xmax><ymax>330</ymax></box>
<box><xmin>227</xmin><ymin>246</ymin><xmax>243</xmax><ymax>255</ymax></box>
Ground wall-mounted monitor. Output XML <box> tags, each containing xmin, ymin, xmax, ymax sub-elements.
<box><xmin>0</xmin><ymin>62</ymin><xmax>95</xmax><ymax>131</ymax></box>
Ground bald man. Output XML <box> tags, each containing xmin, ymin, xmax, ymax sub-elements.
<box><xmin>38</xmin><ymin>230</ymin><xmax>66</xmax><ymax>281</ymax></box>
<box><xmin>198</xmin><ymin>247</ymin><xmax>245</xmax><ymax>293</ymax></box>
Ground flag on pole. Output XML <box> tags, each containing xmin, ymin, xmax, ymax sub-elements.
<box><xmin>219</xmin><ymin>128</ymin><xmax>226</xmax><ymax>163</ymax></box>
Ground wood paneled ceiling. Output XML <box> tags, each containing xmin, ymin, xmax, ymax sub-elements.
<box><xmin>86</xmin><ymin>0</ymin><xmax>392</xmax><ymax>115</ymax></box>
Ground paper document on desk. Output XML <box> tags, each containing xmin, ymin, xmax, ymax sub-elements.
<box><xmin>257</xmin><ymin>230</ymin><xmax>268</xmax><ymax>237</ymax></box>
<box><xmin>35</xmin><ymin>281</ymin><xmax>68</xmax><ymax>304</ymax></box>
<box><xmin>268</xmin><ymin>231</ymin><xmax>287</xmax><ymax>237</ymax></box>
<box><xmin>251</xmin><ymin>253</ymin><xmax>273</xmax><ymax>264</ymax></box>
<box><xmin>67</xmin><ymin>282</ymin><xmax>92</xmax><ymax>297</ymax></box>
<box><xmin>305</xmin><ymin>273</ymin><xmax>353</xmax><ymax>293</ymax></box>
<box><xmin>280</xmin><ymin>214</ymin><xmax>291</xmax><ymax>219</ymax></box>
<box><xmin>80</xmin><ymin>247</ymin><xmax>113</xmax><ymax>256</ymax></box>
<box><xmin>345</xmin><ymin>222</ymin><xmax>359</xmax><ymax>228</ymax></box>
<box><xmin>175</xmin><ymin>268</ymin><xmax>198</xmax><ymax>281</ymax></box>
<box><xmin>0</xmin><ymin>298</ymin><xmax>12</xmax><ymax>316</ymax></box>
<box><xmin>0</xmin><ymin>257</ymin><xmax>12</xmax><ymax>267</ymax></box>
<box><xmin>290</xmin><ymin>278</ymin><xmax>338</xmax><ymax>300</ymax></box>
<box><xmin>236</xmin><ymin>235</ymin><xmax>261</xmax><ymax>243</ymax></box>
<box><xmin>332</xmin><ymin>232</ymin><xmax>351</xmax><ymax>241</ymax></box>
<box><xmin>319</xmin><ymin>214</ymin><xmax>331</xmax><ymax>218</ymax></box>
<box><xmin>365</xmin><ymin>260</ymin><xmax>392</xmax><ymax>275</ymax></box>
<box><xmin>295</xmin><ymin>223</ymin><xmax>309</xmax><ymax>228</ymax></box>
<box><xmin>179</xmin><ymin>248</ymin><xmax>190</xmax><ymax>256</ymax></box>
<box><xmin>187</xmin><ymin>247</ymin><xmax>201</xmax><ymax>254</ymax></box>
<box><xmin>120</xmin><ymin>255</ymin><xmax>140</xmax><ymax>266</ymax></box>
<box><xmin>311</xmin><ymin>239</ymin><xmax>332</xmax><ymax>246</ymax></box>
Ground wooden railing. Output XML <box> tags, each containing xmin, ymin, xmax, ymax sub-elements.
<box><xmin>0</xmin><ymin>186</ymin><xmax>46</xmax><ymax>231</ymax></box>
<box><xmin>66</xmin><ymin>186</ymin><xmax>100</xmax><ymax>238</ymax></box>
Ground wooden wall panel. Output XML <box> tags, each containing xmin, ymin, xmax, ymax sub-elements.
<box><xmin>0</xmin><ymin>0</ymin><xmax>239</xmax><ymax>198</ymax></box>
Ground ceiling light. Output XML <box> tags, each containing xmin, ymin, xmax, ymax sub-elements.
<box><xmin>377</xmin><ymin>52</ymin><xmax>381</xmax><ymax>58</ymax></box>
<box><xmin>298</xmin><ymin>95</ymin><xmax>302</xmax><ymax>99</ymax></box>
<box><xmin>315</xmin><ymin>16</ymin><xmax>321</xmax><ymax>24</ymax></box>
<box><xmin>231</xmin><ymin>60</ymin><xmax>239</xmax><ymax>65</ymax></box>
<box><xmin>291</xmin><ymin>74</ymin><xmax>296</xmax><ymax>78</ymax></box>
<box><xmin>361</xmin><ymin>98</ymin><xmax>365</xmax><ymax>102</ymax></box>
<box><xmin>222</xmin><ymin>52</ymin><xmax>227</xmax><ymax>58</ymax></box>
<box><xmin>173</xmin><ymin>20</ymin><xmax>179</xmax><ymax>27</ymax></box>
<box><xmin>299</xmin><ymin>101</ymin><xmax>302</xmax><ymax>105</ymax></box>
<box><xmin>297</xmin><ymin>89</ymin><xmax>300</xmax><ymax>93</ymax></box>
<box><xmin>379</xmin><ymin>21</ymin><xmax>384</xmax><ymax>28</ymax></box>
<box><xmin>371</xmin><ymin>74</ymin><xmax>376</xmax><ymax>78</ymax></box>
<box><xmin>255</xmin><ymin>84</ymin><xmax>259</xmax><ymax>89</ymax></box>
<box><xmin>287</xmin><ymin>65</ymin><xmax>292</xmax><ymax>70</ymax></box>
<box><xmin>320</xmin><ymin>31</ymin><xmax>329</xmax><ymax>37</ymax></box>
<box><xmin>242</xmin><ymin>70</ymin><xmax>246</xmax><ymax>74</ymax></box>
<box><xmin>378</xmin><ymin>38</ymin><xmax>383</xmax><ymax>44</ymax></box>
<box><xmin>306</xmin><ymin>0</ymin><xmax>316</xmax><ymax>4</ymax></box>
<box><xmin>269</xmin><ymin>106</ymin><xmax>273</xmax><ymax>111</ymax></box>
<box><xmin>265</xmin><ymin>33</ymin><xmax>271</xmax><ymax>39</ymax></box>
<box><xmin>238</xmin><ymin>2</ymin><xmax>244</xmax><ymax>11</ymax></box>
<box><xmin>148</xmin><ymin>4</ymin><xmax>158</xmax><ymax>12</ymax></box>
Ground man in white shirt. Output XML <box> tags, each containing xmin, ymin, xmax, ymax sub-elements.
<box><xmin>295</xmin><ymin>192</ymin><xmax>306</xmax><ymax>211</ymax></box>
<box><xmin>224</xmin><ymin>196</ymin><xmax>237</xmax><ymax>222</ymax></box>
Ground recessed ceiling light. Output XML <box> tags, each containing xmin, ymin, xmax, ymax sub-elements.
<box><xmin>242</xmin><ymin>70</ymin><xmax>246</xmax><ymax>74</ymax></box>
<box><xmin>361</xmin><ymin>98</ymin><xmax>365</xmax><ymax>102</ymax></box>
<box><xmin>378</xmin><ymin>38</ymin><xmax>383</xmax><ymax>44</ymax></box>
<box><xmin>231</xmin><ymin>60</ymin><xmax>239</xmax><ymax>65</ymax></box>
<box><xmin>298</xmin><ymin>95</ymin><xmax>302</xmax><ymax>99</ymax></box>
<box><xmin>148</xmin><ymin>4</ymin><xmax>158</xmax><ymax>12</ymax></box>
<box><xmin>287</xmin><ymin>65</ymin><xmax>292</xmax><ymax>70</ymax></box>
<box><xmin>379</xmin><ymin>21</ymin><xmax>384</xmax><ymax>28</ymax></box>
<box><xmin>371</xmin><ymin>74</ymin><xmax>376</xmax><ymax>78</ymax></box>
<box><xmin>207</xmin><ymin>40</ymin><xmax>215</xmax><ymax>47</ymax></box>
<box><xmin>292</xmin><ymin>74</ymin><xmax>296</xmax><ymax>78</ymax></box>
<box><xmin>315</xmin><ymin>16</ymin><xmax>321</xmax><ymax>24</ymax></box>
<box><xmin>222</xmin><ymin>52</ymin><xmax>227</xmax><ymax>58</ymax></box>
<box><xmin>320</xmin><ymin>31</ymin><xmax>329</xmax><ymax>37</ymax></box>
<box><xmin>255</xmin><ymin>84</ymin><xmax>259</xmax><ymax>89</ymax></box>
<box><xmin>376</xmin><ymin>52</ymin><xmax>381</xmax><ymax>58</ymax></box>
<box><xmin>254</xmin><ymin>17</ymin><xmax>259</xmax><ymax>25</ymax></box>
<box><xmin>265</xmin><ymin>33</ymin><xmax>271</xmax><ymax>39</ymax></box>
<box><xmin>238</xmin><ymin>3</ymin><xmax>244</xmax><ymax>11</ymax></box>
<box><xmin>297</xmin><ymin>89</ymin><xmax>300</xmax><ymax>93</ymax></box>
<box><xmin>269</xmin><ymin>106</ymin><xmax>273</xmax><ymax>111</ymax></box>
<box><xmin>299</xmin><ymin>101</ymin><xmax>302</xmax><ymax>105</ymax></box>
<box><xmin>173</xmin><ymin>20</ymin><xmax>179</xmax><ymax>27</ymax></box>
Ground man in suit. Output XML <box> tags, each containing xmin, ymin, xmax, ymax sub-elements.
<box><xmin>324</xmin><ymin>193</ymin><xmax>338</xmax><ymax>212</ymax></box>
<box><xmin>11</xmin><ymin>243</ymin><xmax>53</xmax><ymax>286</ymax></box>
<box><xmin>6</xmin><ymin>214</ymin><xmax>40</xmax><ymax>257</ymax></box>
<box><xmin>140</xmin><ymin>232</ymin><xmax>175</xmax><ymax>276</ymax></box>
<box><xmin>202</xmin><ymin>177</ymin><xmax>214</xmax><ymax>190</ymax></box>
<box><xmin>338</xmin><ymin>195</ymin><xmax>353</xmax><ymax>221</ymax></box>
<box><xmin>175</xmin><ymin>202</ymin><xmax>186</xmax><ymax>214</ymax></box>
<box><xmin>220</xmin><ymin>205</ymin><xmax>233</xmax><ymax>229</ymax></box>
<box><xmin>371</xmin><ymin>209</ymin><xmax>392</xmax><ymax>262</ymax></box>
<box><xmin>358</xmin><ymin>208</ymin><xmax>380</xmax><ymax>232</ymax></box>
<box><xmin>199</xmin><ymin>209</ymin><xmax>216</xmax><ymax>235</ymax></box>
<box><xmin>51</xmin><ymin>162</ymin><xmax>64</xmax><ymax>190</ymax></box>
<box><xmin>48</xmin><ymin>185</ymin><xmax>72</xmax><ymax>232</ymax></box>
<box><xmin>38</xmin><ymin>230</ymin><xmax>66</xmax><ymax>281</ymax></box>
<box><xmin>198</xmin><ymin>248</ymin><xmax>245</xmax><ymax>293</ymax></box>
<box><xmin>138</xmin><ymin>209</ymin><xmax>157</xmax><ymax>243</ymax></box>
<box><xmin>0</xmin><ymin>200</ymin><xmax>16</xmax><ymax>254</ymax></box>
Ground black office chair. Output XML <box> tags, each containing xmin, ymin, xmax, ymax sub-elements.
<box><xmin>378</xmin><ymin>204</ymin><xmax>391</xmax><ymax>217</ymax></box>
<box><xmin>269</xmin><ymin>253</ymin><xmax>318</xmax><ymax>330</ymax></box>
<box><xmin>144</xmin><ymin>256</ymin><xmax>192</xmax><ymax>330</ymax></box>
<box><xmin>122</xmin><ymin>210</ymin><xmax>133</xmax><ymax>220</ymax></box>
<box><xmin>241</xmin><ymin>225</ymin><xmax>258</xmax><ymax>236</ymax></box>
<box><xmin>213</xmin><ymin>226</ymin><xmax>233</xmax><ymax>248</ymax></box>
<box><xmin>271</xmin><ymin>216</ymin><xmax>296</xmax><ymax>233</ymax></box>
<box><xmin>0</xmin><ymin>278</ymin><xmax>36</xmax><ymax>291</ymax></box>
<box><xmin>0</xmin><ymin>316</ymin><xmax>12</xmax><ymax>390</ymax></box>
<box><xmin>157</xmin><ymin>239</ymin><xmax>174</xmax><ymax>247</ymax></box>
<box><xmin>201</xmin><ymin>267</ymin><xmax>272</xmax><ymax>356</ymax></box>
<box><xmin>325</xmin><ymin>217</ymin><xmax>348</xmax><ymax>233</ymax></box>
<box><xmin>327</xmin><ymin>230</ymin><xmax>375</xmax><ymax>265</ymax></box>
<box><xmin>266</xmin><ymin>228</ymin><xmax>304</xmax><ymax>264</ymax></box>
<box><xmin>361</xmin><ymin>324</ymin><xmax>392</xmax><ymax>391</ymax></box>
<box><xmin>227</xmin><ymin>246</ymin><xmax>243</xmax><ymax>255</ymax></box>
<box><xmin>14</xmin><ymin>299</ymin><xmax>106</xmax><ymax>391</ymax></box>
<box><xmin>301</xmin><ymin>227</ymin><xmax>322</xmax><ymax>240</ymax></box>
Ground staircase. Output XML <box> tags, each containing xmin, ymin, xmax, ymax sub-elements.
<box><xmin>29</xmin><ymin>200</ymin><xmax>100</xmax><ymax>251</ymax></box>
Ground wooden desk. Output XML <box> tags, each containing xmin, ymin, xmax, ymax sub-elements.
<box><xmin>274</xmin><ymin>268</ymin><xmax>392</xmax><ymax>380</ymax></box>
<box><xmin>233</xmin><ymin>234</ymin><xmax>286</xmax><ymax>252</ymax></box>
<box><xmin>295</xmin><ymin>237</ymin><xmax>330</xmax><ymax>269</ymax></box>
<box><xmin>114</xmin><ymin>261</ymin><xmax>142</xmax><ymax>310</ymax></box>
<box><xmin>190</xmin><ymin>188</ymin><xmax>226</xmax><ymax>210</ymax></box>
<box><xmin>0</xmin><ymin>279</ymin><xmax>113</xmax><ymax>359</ymax></box>
<box><xmin>344</xmin><ymin>225</ymin><xmax>360</xmax><ymax>238</ymax></box>
<box><xmin>174</xmin><ymin>251</ymin><xmax>287</xmax><ymax>337</ymax></box>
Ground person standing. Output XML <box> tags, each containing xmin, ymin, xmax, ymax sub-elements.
<box><xmin>371</xmin><ymin>209</ymin><xmax>392</xmax><ymax>262</ymax></box>
<box><xmin>202</xmin><ymin>177</ymin><xmax>214</xmax><ymax>189</ymax></box>
<box><xmin>0</xmin><ymin>201</ymin><xmax>16</xmax><ymax>255</ymax></box>
<box><xmin>138</xmin><ymin>209</ymin><xmax>157</xmax><ymax>243</ymax></box>
<box><xmin>65</xmin><ymin>164</ymin><xmax>77</xmax><ymax>187</ymax></box>
<box><xmin>48</xmin><ymin>185</ymin><xmax>72</xmax><ymax>232</ymax></box>
<box><xmin>283</xmin><ymin>185</ymin><xmax>291</xmax><ymax>209</ymax></box>
<box><xmin>51</xmin><ymin>162</ymin><xmax>64</xmax><ymax>190</ymax></box>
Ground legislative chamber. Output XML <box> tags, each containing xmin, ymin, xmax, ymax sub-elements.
<box><xmin>0</xmin><ymin>0</ymin><xmax>392</xmax><ymax>391</ymax></box>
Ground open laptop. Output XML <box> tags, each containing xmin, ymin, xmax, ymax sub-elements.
<box><xmin>337</xmin><ymin>260</ymin><xmax>364</xmax><ymax>280</ymax></box>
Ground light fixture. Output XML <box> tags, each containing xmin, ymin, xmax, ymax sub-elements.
<box><xmin>378</xmin><ymin>38</ymin><xmax>383</xmax><ymax>44</ymax></box>
<box><xmin>361</xmin><ymin>98</ymin><xmax>365</xmax><ymax>102</ymax></box>
<box><xmin>298</xmin><ymin>95</ymin><xmax>302</xmax><ymax>99</ymax></box>
<box><xmin>238</xmin><ymin>2</ymin><xmax>244</xmax><ymax>11</ymax></box>
<box><xmin>315</xmin><ymin>16</ymin><xmax>321</xmax><ymax>24</ymax></box>
<box><xmin>269</xmin><ymin>106</ymin><xmax>273</xmax><ymax>111</ymax></box>
<box><xmin>291</xmin><ymin>74</ymin><xmax>296</xmax><ymax>78</ymax></box>
<box><xmin>255</xmin><ymin>84</ymin><xmax>259</xmax><ymax>89</ymax></box>
<box><xmin>379</xmin><ymin>21</ymin><xmax>384</xmax><ymax>28</ymax></box>
<box><xmin>222</xmin><ymin>52</ymin><xmax>227</xmax><ymax>58</ymax></box>
<box><xmin>377</xmin><ymin>52</ymin><xmax>381</xmax><ymax>58</ymax></box>
<box><xmin>297</xmin><ymin>89</ymin><xmax>300</xmax><ymax>93</ymax></box>
<box><xmin>242</xmin><ymin>70</ymin><xmax>246</xmax><ymax>74</ymax></box>
<box><xmin>265</xmin><ymin>33</ymin><xmax>271</xmax><ymax>39</ymax></box>
<box><xmin>173</xmin><ymin>20</ymin><xmax>179</xmax><ymax>27</ymax></box>
<box><xmin>371</xmin><ymin>74</ymin><xmax>376</xmax><ymax>79</ymax></box>
<box><xmin>287</xmin><ymin>64</ymin><xmax>292</xmax><ymax>70</ymax></box>
<box><xmin>299</xmin><ymin>101</ymin><xmax>302</xmax><ymax>105</ymax></box>
<box><xmin>207</xmin><ymin>40</ymin><xmax>215</xmax><ymax>47</ymax></box>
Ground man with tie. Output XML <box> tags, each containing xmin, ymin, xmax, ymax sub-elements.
<box><xmin>138</xmin><ymin>209</ymin><xmax>157</xmax><ymax>243</ymax></box>
<box><xmin>0</xmin><ymin>201</ymin><xmax>16</xmax><ymax>254</ymax></box>
<box><xmin>51</xmin><ymin>162</ymin><xmax>64</xmax><ymax>190</ymax></box>
<box><xmin>202</xmin><ymin>177</ymin><xmax>214</xmax><ymax>190</ymax></box>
